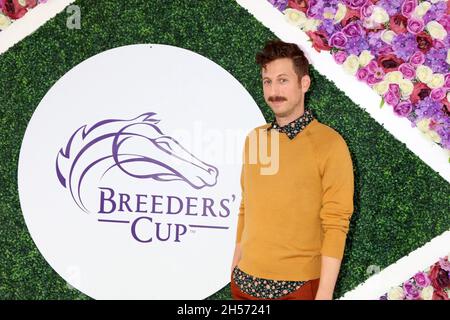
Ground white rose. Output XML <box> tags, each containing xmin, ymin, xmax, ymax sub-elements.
<box><xmin>359</xmin><ymin>50</ymin><xmax>374</xmax><ymax>67</ymax></box>
<box><xmin>426</xmin><ymin>21</ymin><xmax>447</xmax><ymax>40</ymax></box>
<box><xmin>427</xmin><ymin>129</ymin><xmax>442</xmax><ymax>143</ymax></box>
<box><xmin>343</xmin><ymin>55</ymin><xmax>360</xmax><ymax>75</ymax></box>
<box><xmin>0</xmin><ymin>14</ymin><xmax>12</xmax><ymax>31</ymax></box>
<box><xmin>413</xmin><ymin>1</ymin><xmax>432</xmax><ymax>18</ymax></box>
<box><xmin>303</xmin><ymin>18</ymin><xmax>321</xmax><ymax>32</ymax></box>
<box><xmin>428</xmin><ymin>73</ymin><xmax>445</xmax><ymax>89</ymax></box>
<box><xmin>381</xmin><ymin>30</ymin><xmax>396</xmax><ymax>44</ymax></box>
<box><xmin>284</xmin><ymin>8</ymin><xmax>307</xmax><ymax>28</ymax></box>
<box><xmin>373</xmin><ymin>80</ymin><xmax>389</xmax><ymax>95</ymax></box>
<box><xmin>371</xmin><ymin>6</ymin><xmax>389</xmax><ymax>24</ymax></box>
<box><xmin>387</xmin><ymin>286</ymin><xmax>405</xmax><ymax>300</ymax></box>
<box><xmin>334</xmin><ymin>3</ymin><xmax>347</xmax><ymax>24</ymax></box>
<box><xmin>416</xmin><ymin>65</ymin><xmax>433</xmax><ymax>84</ymax></box>
<box><xmin>386</xmin><ymin>71</ymin><xmax>403</xmax><ymax>84</ymax></box>
<box><xmin>420</xmin><ymin>286</ymin><xmax>434</xmax><ymax>300</ymax></box>
<box><xmin>417</xmin><ymin>118</ymin><xmax>431</xmax><ymax>133</ymax></box>
<box><xmin>399</xmin><ymin>79</ymin><xmax>414</xmax><ymax>97</ymax></box>
<box><xmin>447</xmin><ymin>49</ymin><xmax>450</xmax><ymax>65</ymax></box>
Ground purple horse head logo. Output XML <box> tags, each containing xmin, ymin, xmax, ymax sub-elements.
<box><xmin>56</xmin><ymin>112</ymin><xmax>219</xmax><ymax>213</ymax></box>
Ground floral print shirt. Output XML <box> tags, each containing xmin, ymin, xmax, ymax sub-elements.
<box><xmin>266</xmin><ymin>108</ymin><xmax>315</xmax><ymax>139</ymax></box>
<box><xmin>232</xmin><ymin>266</ymin><xmax>307</xmax><ymax>299</ymax></box>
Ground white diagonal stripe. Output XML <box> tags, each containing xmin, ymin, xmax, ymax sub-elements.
<box><xmin>339</xmin><ymin>230</ymin><xmax>450</xmax><ymax>299</ymax></box>
<box><xmin>0</xmin><ymin>0</ymin><xmax>76</xmax><ymax>55</ymax></box>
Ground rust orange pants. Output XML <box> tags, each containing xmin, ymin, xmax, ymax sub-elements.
<box><xmin>230</xmin><ymin>273</ymin><xmax>320</xmax><ymax>300</ymax></box>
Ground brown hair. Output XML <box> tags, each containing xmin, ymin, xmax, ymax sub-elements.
<box><xmin>255</xmin><ymin>40</ymin><xmax>310</xmax><ymax>80</ymax></box>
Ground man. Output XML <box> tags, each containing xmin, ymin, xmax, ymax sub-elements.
<box><xmin>230</xmin><ymin>40</ymin><xmax>355</xmax><ymax>300</ymax></box>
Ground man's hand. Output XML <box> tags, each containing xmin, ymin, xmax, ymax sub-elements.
<box><xmin>231</xmin><ymin>243</ymin><xmax>242</xmax><ymax>274</ymax></box>
<box><xmin>315</xmin><ymin>255</ymin><xmax>342</xmax><ymax>300</ymax></box>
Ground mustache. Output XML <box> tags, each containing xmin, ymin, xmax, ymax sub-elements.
<box><xmin>269</xmin><ymin>96</ymin><xmax>286</xmax><ymax>102</ymax></box>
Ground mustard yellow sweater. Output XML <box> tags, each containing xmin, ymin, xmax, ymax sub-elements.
<box><xmin>235</xmin><ymin>119</ymin><xmax>354</xmax><ymax>281</ymax></box>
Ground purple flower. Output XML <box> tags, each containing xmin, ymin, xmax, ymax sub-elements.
<box><xmin>409</xmin><ymin>51</ymin><xmax>425</xmax><ymax>66</ymax></box>
<box><xmin>398</xmin><ymin>63</ymin><xmax>416</xmax><ymax>80</ymax></box>
<box><xmin>357</xmin><ymin>67</ymin><xmax>369</xmax><ymax>81</ymax></box>
<box><xmin>424</xmin><ymin>47</ymin><xmax>448</xmax><ymax>74</ymax></box>
<box><xmin>319</xmin><ymin>18</ymin><xmax>342</xmax><ymax>37</ymax></box>
<box><xmin>378</xmin><ymin>0</ymin><xmax>403</xmax><ymax>16</ymax></box>
<box><xmin>436</xmin><ymin>127</ymin><xmax>450</xmax><ymax>149</ymax></box>
<box><xmin>423</xmin><ymin>1</ymin><xmax>447</xmax><ymax>24</ymax></box>
<box><xmin>342</xmin><ymin>21</ymin><xmax>365</xmax><ymax>38</ymax></box>
<box><xmin>345</xmin><ymin>35</ymin><xmax>370</xmax><ymax>56</ymax></box>
<box><xmin>394</xmin><ymin>101</ymin><xmax>413</xmax><ymax>117</ymax></box>
<box><xmin>392</xmin><ymin>33</ymin><xmax>418</xmax><ymax>61</ymax></box>
<box><xmin>414</xmin><ymin>272</ymin><xmax>431</xmax><ymax>288</ymax></box>
<box><xmin>268</xmin><ymin>0</ymin><xmax>289</xmax><ymax>11</ymax></box>
<box><xmin>401</xmin><ymin>0</ymin><xmax>418</xmax><ymax>18</ymax></box>
<box><xmin>333</xmin><ymin>51</ymin><xmax>348</xmax><ymax>64</ymax></box>
<box><xmin>407</xmin><ymin>18</ymin><xmax>425</xmax><ymax>34</ymax></box>
<box><xmin>329</xmin><ymin>32</ymin><xmax>348</xmax><ymax>49</ymax></box>
<box><xmin>415</xmin><ymin>97</ymin><xmax>445</xmax><ymax>120</ymax></box>
<box><xmin>403</xmin><ymin>280</ymin><xmax>420</xmax><ymax>300</ymax></box>
<box><xmin>431</xmin><ymin>88</ymin><xmax>446</xmax><ymax>102</ymax></box>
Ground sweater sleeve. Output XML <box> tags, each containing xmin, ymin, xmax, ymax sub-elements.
<box><xmin>235</xmin><ymin>135</ymin><xmax>248</xmax><ymax>244</ymax></box>
<box><xmin>319</xmin><ymin>135</ymin><xmax>354</xmax><ymax>260</ymax></box>
<box><xmin>235</xmin><ymin>163</ymin><xmax>245</xmax><ymax>244</ymax></box>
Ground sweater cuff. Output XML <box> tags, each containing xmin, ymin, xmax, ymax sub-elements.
<box><xmin>320</xmin><ymin>229</ymin><xmax>347</xmax><ymax>260</ymax></box>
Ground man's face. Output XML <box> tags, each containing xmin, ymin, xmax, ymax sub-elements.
<box><xmin>262</xmin><ymin>58</ymin><xmax>310</xmax><ymax>118</ymax></box>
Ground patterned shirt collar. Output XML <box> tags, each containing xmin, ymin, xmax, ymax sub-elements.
<box><xmin>266</xmin><ymin>108</ymin><xmax>315</xmax><ymax>140</ymax></box>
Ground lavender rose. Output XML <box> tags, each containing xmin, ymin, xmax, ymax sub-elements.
<box><xmin>329</xmin><ymin>32</ymin><xmax>348</xmax><ymax>49</ymax></box>
<box><xmin>403</xmin><ymin>280</ymin><xmax>420</xmax><ymax>300</ymax></box>
<box><xmin>333</xmin><ymin>51</ymin><xmax>348</xmax><ymax>64</ymax></box>
<box><xmin>398</xmin><ymin>63</ymin><xmax>416</xmax><ymax>79</ymax></box>
<box><xmin>407</xmin><ymin>18</ymin><xmax>425</xmax><ymax>34</ymax></box>
<box><xmin>385</xmin><ymin>89</ymin><xmax>400</xmax><ymax>106</ymax></box>
<box><xmin>401</xmin><ymin>0</ymin><xmax>418</xmax><ymax>18</ymax></box>
<box><xmin>357</xmin><ymin>67</ymin><xmax>369</xmax><ymax>81</ymax></box>
<box><xmin>431</xmin><ymin>88</ymin><xmax>446</xmax><ymax>101</ymax></box>
<box><xmin>414</xmin><ymin>272</ymin><xmax>431</xmax><ymax>288</ymax></box>
<box><xmin>343</xmin><ymin>21</ymin><xmax>364</xmax><ymax>37</ymax></box>
<box><xmin>409</xmin><ymin>51</ymin><xmax>425</xmax><ymax>66</ymax></box>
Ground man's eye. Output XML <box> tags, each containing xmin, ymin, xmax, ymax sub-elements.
<box><xmin>263</xmin><ymin>80</ymin><xmax>271</xmax><ymax>85</ymax></box>
<box><xmin>280</xmin><ymin>79</ymin><xmax>287</xmax><ymax>83</ymax></box>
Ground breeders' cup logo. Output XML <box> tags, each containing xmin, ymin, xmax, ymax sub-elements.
<box><xmin>55</xmin><ymin>112</ymin><xmax>231</xmax><ymax>244</ymax></box>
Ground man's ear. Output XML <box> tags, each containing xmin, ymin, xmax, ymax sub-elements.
<box><xmin>300</xmin><ymin>75</ymin><xmax>311</xmax><ymax>93</ymax></box>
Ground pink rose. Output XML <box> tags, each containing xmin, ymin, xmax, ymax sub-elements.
<box><xmin>357</xmin><ymin>67</ymin><xmax>369</xmax><ymax>81</ymax></box>
<box><xmin>393</xmin><ymin>101</ymin><xmax>413</xmax><ymax>117</ymax></box>
<box><xmin>409</xmin><ymin>51</ymin><xmax>425</xmax><ymax>66</ymax></box>
<box><xmin>333</xmin><ymin>51</ymin><xmax>348</xmax><ymax>64</ymax></box>
<box><xmin>407</xmin><ymin>18</ymin><xmax>424</xmax><ymax>34</ymax></box>
<box><xmin>430</xmin><ymin>88</ymin><xmax>446</xmax><ymax>101</ymax></box>
<box><xmin>401</xmin><ymin>0</ymin><xmax>418</xmax><ymax>18</ymax></box>
<box><xmin>398</xmin><ymin>63</ymin><xmax>416</xmax><ymax>79</ymax></box>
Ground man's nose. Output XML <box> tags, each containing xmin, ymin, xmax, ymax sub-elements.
<box><xmin>268</xmin><ymin>83</ymin><xmax>280</xmax><ymax>97</ymax></box>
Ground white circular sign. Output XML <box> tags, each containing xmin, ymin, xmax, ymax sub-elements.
<box><xmin>18</xmin><ymin>44</ymin><xmax>264</xmax><ymax>299</ymax></box>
